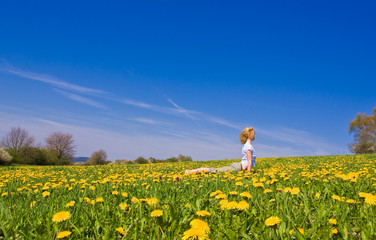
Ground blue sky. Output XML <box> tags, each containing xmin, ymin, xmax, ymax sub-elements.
<box><xmin>0</xmin><ymin>1</ymin><xmax>375</xmax><ymax>161</ymax></box>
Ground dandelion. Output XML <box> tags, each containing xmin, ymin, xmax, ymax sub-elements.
<box><xmin>365</xmin><ymin>195</ymin><xmax>376</xmax><ymax>205</ymax></box>
<box><xmin>131</xmin><ymin>197</ymin><xmax>140</xmax><ymax>203</ymax></box>
<box><xmin>331</xmin><ymin>228</ymin><xmax>338</xmax><ymax>234</ymax></box>
<box><xmin>290</xmin><ymin>187</ymin><xmax>300</xmax><ymax>195</ymax></box>
<box><xmin>263</xmin><ymin>189</ymin><xmax>272</xmax><ymax>194</ymax></box>
<box><xmin>150</xmin><ymin>210</ymin><xmax>163</xmax><ymax>217</ymax></box>
<box><xmin>185</xmin><ymin>203</ymin><xmax>191</xmax><ymax>208</ymax></box>
<box><xmin>122</xmin><ymin>192</ymin><xmax>128</xmax><ymax>197</ymax></box>
<box><xmin>221</xmin><ymin>201</ymin><xmax>238</xmax><ymax>210</ymax></box>
<box><xmin>236</xmin><ymin>201</ymin><xmax>250</xmax><ymax>210</ymax></box>
<box><xmin>315</xmin><ymin>193</ymin><xmax>321</xmax><ymax>198</ymax></box>
<box><xmin>112</xmin><ymin>191</ymin><xmax>118</xmax><ymax>195</ymax></box>
<box><xmin>346</xmin><ymin>199</ymin><xmax>356</xmax><ymax>204</ymax></box>
<box><xmin>116</xmin><ymin>227</ymin><xmax>125</xmax><ymax>235</ymax></box>
<box><xmin>240</xmin><ymin>192</ymin><xmax>252</xmax><ymax>199</ymax></box>
<box><xmin>332</xmin><ymin>195</ymin><xmax>340</xmax><ymax>201</ymax></box>
<box><xmin>65</xmin><ymin>201</ymin><xmax>75</xmax><ymax>207</ymax></box>
<box><xmin>235</xmin><ymin>181</ymin><xmax>243</xmax><ymax>186</ymax></box>
<box><xmin>215</xmin><ymin>193</ymin><xmax>227</xmax><ymax>199</ymax></box>
<box><xmin>147</xmin><ymin>198</ymin><xmax>158</xmax><ymax>206</ymax></box>
<box><xmin>56</xmin><ymin>231</ymin><xmax>71</xmax><ymax>239</ymax></box>
<box><xmin>253</xmin><ymin>182</ymin><xmax>264</xmax><ymax>188</ymax></box>
<box><xmin>30</xmin><ymin>201</ymin><xmax>36</xmax><ymax>208</ymax></box>
<box><xmin>196</xmin><ymin>210</ymin><xmax>211</xmax><ymax>217</ymax></box>
<box><xmin>182</xmin><ymin>228</ymin><xmax>209</xmax><ymax>240</ymax></box>
<box><xmin>328</xmin><ymin>219</ymin><xmax>337</xmax><ymax>225</ymax></box>
<box><xmin>119</xmin><ymin>203</ymin><xmax>128</xmax><ymax>211</ymax></box>
<box><xmin>265</xmin><ymin>216</ymin><xmax>281</xmax><ymax>226</ymax></box>
<box><xmin>190</xmin><ymin>219</ymin><xmax>210</xmax><ymax>233</ymax></box>
<box><xmin>96</xmin><ymin>197</ymin><xmax>104</xmax><ymax>203</ymax></box>
<box><xmin>42</xmin><ymin>191</ymin><xmax>50</xmax><ymax>197</ymax></box>
<box><xmin>52</xmin><ymin>211</ymin><xmax>71</xmax><ymax>223</ymax></box>
<box><xmin>229</xmin><ymin>191</ymin><xmax>238</xmax><ymax>195</ymax></box>
<box><xmin>269</xmin><ymin>199</ymin><xmax>276</xmax><ymax>202</ymax></box>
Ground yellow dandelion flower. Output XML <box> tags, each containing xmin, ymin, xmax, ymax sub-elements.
<box><xmin>147</xmin><ymin>198</ymin><xmax>158</xmax><ymax>206</ymax></box>
<box><xmin>332</xmin><ymin>195</ymin><xmax>340</xmax><ymax>200</ymax></box>
<box><xmin>253</xmin><ymin>182</ymin><xmax>264</xmax><ymax>188</ymax></box>
<box><xmin>122</xmin><ymin>192</ymin><xmax>128</xmax><ymax>197</ymax></box>
<box><xmin>190</xmin><ymin>219</ymin><xmax>210</xmax><ymax>233</ymax></box>
<box><xmin>290</xmin><ymin>187</ymin><xmax>300</xmax><ymax>195</ymax></box>
<box><xmin>263</xmin><ymin>189</ymin><xmax>272</xmax><ymax>194</ymax></box>
<box><xmin>265</xmin><ymin>216</ymin><xmax>281</xmax><ymax>226</ymax></box>
<box><xmin>236</xmin><ymin>201</ymin><xmax>250</xmax><ymax>210</ymax></box>
<box><xmin>219</xmin><ymin>199</ymin><xmax>228</xmax><ymax>206</ymax></box>
<box><xmin>151</xmin><ymin>210</ymin><xmax>163</xmax><ymax>217</ymax></box>
<box><xmin>315</xmin><ymin>193</ymin><xmax>320</xmax><ymax>198</ymax></box>
<box><xmin>235</xmin><ymin>181</ymin><xmax>243</xmax><ymax>186</ymax></box>
<box><xmin>65</xmin><ymin>201</ymin><xmax>75</xmax><ymax>207</ymax></box>
<box><xmin>209</xmin><ymin>192</ymin><xmax>218</xmax><ymax>197</ymax></box>
<box><xmin>89</xmin><ymin>186</ymin><xmax>95</xmax><ymax>190</ymax></box>
<box><xmin>119</xmin><ymin>203</ymin><xmax>128</xmax><ymax>210</ymax></box>
<box><xmin>96</xmin><ymin>197</ymin><xmax>104</xmax><ymax>203</ymax></box>
<box><xmin>240</xmin><ymin>192</ymin><xmax>252</xmax><ymax>199</ymax></box>
<box><xmin>298</xmin><ymin>228</ymin><xmax>304</xmax><ymax>235</ymax></box>
<box><xmin>215</xmin><ymin>193</ymin><xmax>227</xmax><ymax>199</ymax></box>
<box><xmin>1</xmin><ymin>192</ymin><xmax>8</xmax><ymax>197</ymax></box>
<box><xmin>42</xmin><ymin>191</ymin><xmax>50</xmax><ymax>197</ymax></box>
<box><xmin>221</xmin><ymin>201</ymin><xmax>238</xmax><ymax>210</ymax></box>
<box><xmin>359</xmin><ymin>192</ymin><xmax>370</xmax><ymax>198</ymax></box>
<box><xmin>185</xmin><ymin>204</ymin><xmax>191</xmax><ymax>208</ymax></box>
<box><xmin>196</xmin><ymin>210</ymin><xmax>211</xmax><ymax>217</ymax></box>
<box><xmin>276</xmin><ymin>188</ymin><xmax>283</xmax><ymax>192</ymax></box>
<box><xmin>229</xmin><ymin>191</ymin><xmax>238</xmax><ymax>195</ymax></box>
<box><xmin>346</xmin><ymin>199</ymin><xmax>356</xmax><ymax>204</ymax></box>
<box><xmin>131</xmin><ymin>197</ymin><xmax>140</xmax><ymax>203</ymax></box>
<box><xmin>182</xmin><ymin>228</ymin><xmax>209</xmax><ymax>240</ymax></box>
<box><xmin>30</xmin><ymin>201</ymin><xmax>36</xmax><ymax>208</ymax></box>
<box><xmin>269</xmin><ymin>199</ymin><xmax>276</xmax><ymax>202</ymax></box>
<box><xmin>52</xmin><ymin>211</ymin><xmax>71</xmax><ymax>223</ymax></box>
<box><xmin>283</xmin><ymin>187</ymin><xmax>292</xmax><ymax>193</ymax></box>
<box><xmin>365</xmin><ymin>195</ymin><xmax>376</xmax><ymax>205</ymax></box>
<box><xmin>116</xmin><ymin>227</ymin><xmax>125</xmax><ymax>235</ymax></box>
<box><xmin>331</xmin><ymin>228</ymin><xmax>338</xmax><ymax>234</ymax></box>
<box><xmin>328</xmin><ymin>219</ymin><xmax>337</xmax><ymax>225</ymax></box>
<box><xmin>56</xmin><ymin>231</ymin><xmax>71</xmax><ymax>239</ymax></box>
<box><xmin>112</xmin><ymin>191</ymin><xmax>118</xmax><ymax>195</ymax></box>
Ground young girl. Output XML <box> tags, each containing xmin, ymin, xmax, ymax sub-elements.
<box><xmin>185</xmin><ymin>127</ymin><xmax>256</xmax><ymax>174</ymax></box>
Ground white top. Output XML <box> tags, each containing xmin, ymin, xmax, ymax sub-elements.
<box><xmin>241</xmin><ymin>142</ymin><xmax>256</xmax><ymax>167</ymax></box>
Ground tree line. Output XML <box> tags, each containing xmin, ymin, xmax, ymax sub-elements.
<box><xmin>0</xmin><ymin>127</ymin><xmax>193</xmax><ymax>165</ymax></box>
<box><xmin>0</xmin><ymin>127</ymin><xmax>76</xmax><ymax>165</ymax></box>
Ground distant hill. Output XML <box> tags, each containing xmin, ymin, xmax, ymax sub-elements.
<box><xmin>74</xmin><ymin>157</ymin><xmax>89</xmax><ymax>163</ymax></box>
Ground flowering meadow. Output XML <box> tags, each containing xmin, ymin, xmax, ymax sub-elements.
<box><xmin>0</xmin><ymin>154</ymin><xmax>376</xmax><ymax>239</ymax></box>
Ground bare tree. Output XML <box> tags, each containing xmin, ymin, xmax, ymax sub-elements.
<box><xmin>0</xmin><ymin>127</ymin><xmax>35</xmax><ymax>151</ymax></box>
<box><xmin>45</xmin><ymin>132</ymin><xmax>77</xmax><ymax>162</ymax></box>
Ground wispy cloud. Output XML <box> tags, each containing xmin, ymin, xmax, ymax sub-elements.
<box><xmin>55</xmin><ymin>90</ymin><xmax>107</xmax><ymax>109</ymax></box>
<box><xmin>0</xmin><ymin>62</ymin><xmax>107</xmax><ymax>95</ymax></box>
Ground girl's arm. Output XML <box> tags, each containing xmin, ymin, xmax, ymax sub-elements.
<box><xmin>246</xmin><ymin>150</ymin><xmax>253</xmax><ymax>172</ymax></box>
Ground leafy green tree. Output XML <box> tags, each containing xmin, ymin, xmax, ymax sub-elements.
<box><xmin>349</xmin><ymin>106</ymin><xmax>376</xmax><ymax>154</ymax></box>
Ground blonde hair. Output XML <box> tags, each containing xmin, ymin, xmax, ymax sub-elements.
<box><xmin>239</xmin><ymin>127</ymin><xmax>255</xmax><ymax>144</ymax></box>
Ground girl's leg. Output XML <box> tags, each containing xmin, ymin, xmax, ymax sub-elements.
<box><xmin>185</xmin><ymin>167</ymin><xmax>209</xmax><ymax>174</ymax></box>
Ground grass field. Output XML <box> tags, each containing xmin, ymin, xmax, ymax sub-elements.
<box><xmin>1</xmin><ymin>154</ymin><xmax>376</xmax><ymax>239</ymax></box>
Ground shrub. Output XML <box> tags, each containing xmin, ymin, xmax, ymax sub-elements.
<box><xmin>0</xmin><ymin>148</ymin><xmax>12</xmax><ymax>165</ymax></box>
<box><xmin>135</xmin><ymin>156</ymin><xmax>148</xmax><ymax>164</ymax></box>
<box><xmin>86</xmin><ymin>150</ymin><xmax>108</xmax><ymax>165</ymax></box>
